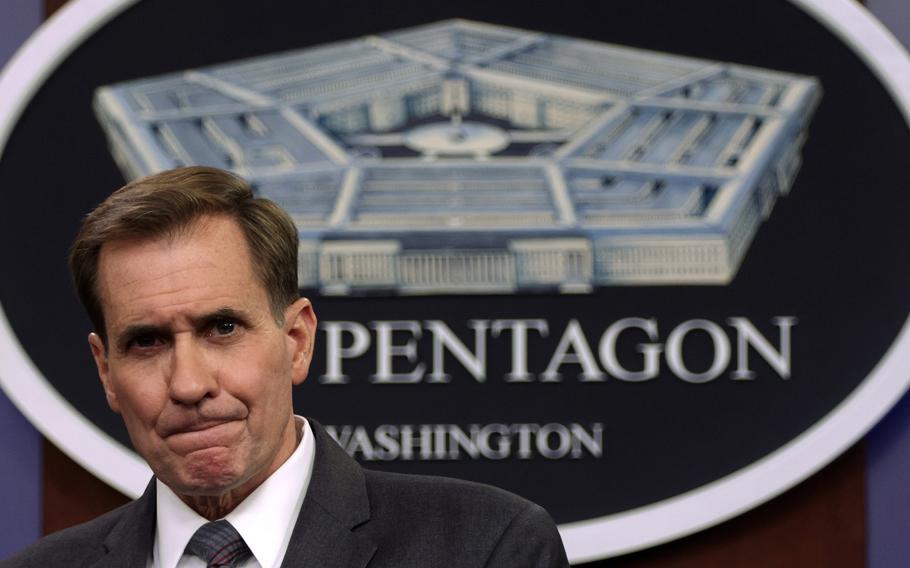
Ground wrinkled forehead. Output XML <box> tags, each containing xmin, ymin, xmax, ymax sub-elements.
<box><xmin>94</xmin><ymin>215</ymin><xmax>261</xmax><ymax>323</ymax></box>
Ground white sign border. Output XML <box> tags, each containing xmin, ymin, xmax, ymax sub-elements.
<box><xmin>1</xmin><ymin>0</ymin><xmax>908</xmax><ymax>563</ymax></box>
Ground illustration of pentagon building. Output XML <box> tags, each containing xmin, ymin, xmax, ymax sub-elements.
<box><xmin>94</xmin><ymin>19</ymin><xmax>820</xmax><ymax>295</ymax></box>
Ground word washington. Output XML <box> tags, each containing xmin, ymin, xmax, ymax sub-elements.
<box><xmin>324</xmin><ymin>423</ymin><xmax>605</xmax><ymax>461</ymax></box>
<box><xmin>319</xmin><ymin>317</ymin><xmax>796</xmax><ymax>384</ymax></box>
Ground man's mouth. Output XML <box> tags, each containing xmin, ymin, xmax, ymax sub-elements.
<box><xmin>163</xmin><ymin>420</ymin><xmax>244</xmax><ymax>454</ymax></box>
<box><xmin>176</xmin><ymin>420</ymin><xmax>234</xmax><ymax>435</ymax></box>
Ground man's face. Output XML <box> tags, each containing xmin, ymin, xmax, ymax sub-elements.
<box><xmin>88</xmin><ymin>215</ymin><xmax>315</xmax><ymax>501</ymax></box>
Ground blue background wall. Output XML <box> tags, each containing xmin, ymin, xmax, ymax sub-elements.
<box><xmin>0</xmin><ymin>1</ymin><xmax>43</xmax><ymax>558</ymax></box>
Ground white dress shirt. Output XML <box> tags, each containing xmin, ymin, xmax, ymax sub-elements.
<box><xmin>149</xmin><ymin>416</ymin><xmax>315</xmax><ymax>568</ymax></box>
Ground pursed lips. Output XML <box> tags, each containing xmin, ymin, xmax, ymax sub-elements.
<box><xmin>160</xmin><ymin>419</ymin><xmax>245</xmax><ymax>454</ymax></box>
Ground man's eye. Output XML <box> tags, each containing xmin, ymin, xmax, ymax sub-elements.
<box><xmin>212</xmin><ymin>320</ymin><xmax>237</xmax><ymax>336</ymax></box>
<box><xmin>129</xmin><ymin>335</ymin><xmax>162</xmax><ymax>350</ymax></box>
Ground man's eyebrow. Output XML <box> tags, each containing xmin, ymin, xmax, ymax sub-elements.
<box><xmin>193</xmin><ymin>307</ymin><xmax>252</xmax><ymax>328</ymax></box>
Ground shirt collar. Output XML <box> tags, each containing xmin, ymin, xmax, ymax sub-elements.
<box><xmin>153</xmin><ymin>416</ymin><xmax>315</xmax><ymax>568</ymax></box>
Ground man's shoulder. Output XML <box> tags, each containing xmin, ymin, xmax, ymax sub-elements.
<box><xmin>0</xmin><ymin>501</ymin><xmax>136</xmax><ymax>567</ymax></box>
<box><xmin>305</xmin><ymin>419</ymin><xmax>568</xmax><ymax>566</ymax></box>
<box><xmin>359</xmin><ymin>469</ymin><xmax>568</xmax><ymax>567</ymax></box>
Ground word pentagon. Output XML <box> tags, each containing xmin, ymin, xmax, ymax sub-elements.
<box><xmin>319</xmin><ymin>316</ymin><xmax>796</xmax><ymax>384</ymax></box>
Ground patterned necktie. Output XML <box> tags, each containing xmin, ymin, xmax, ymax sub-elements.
<box><xmin>185</xmin><ymin>520</ymin><xmax>253</xmax><ymax>568</ymax></box>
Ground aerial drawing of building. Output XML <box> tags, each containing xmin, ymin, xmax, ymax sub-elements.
<box><xmin>93</xmin><ymin>19</ymin><xmax>820</xmax><ymax>295</ymax></box>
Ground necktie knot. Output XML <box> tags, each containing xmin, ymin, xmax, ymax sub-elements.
<box><xmin>185</xmin><ymin>520</ymin><xmax>252</xmax><ymax>568</ymax></box>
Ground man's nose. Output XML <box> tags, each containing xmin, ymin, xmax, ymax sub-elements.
<box><xmin>168</xmin><ymin>336</ymin><xmax>218</xmax><ymax>404</ymax></box>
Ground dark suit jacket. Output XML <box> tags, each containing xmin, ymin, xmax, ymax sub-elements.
<box><xmin>2</xmin><ymin>421</ymin><xmax>569</xmax><ymax>567</ymax></box>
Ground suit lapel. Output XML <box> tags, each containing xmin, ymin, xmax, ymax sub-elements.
<box><xmin>280</xmin><ymin>420</ymin><xmax>376</xmax><ymax>568</ymax></box>
<box><xmin>84</xmin><ymin>422</ymin><xmax>375</xmax><ymax>568</ymax></box>
<box><xmin>91</xmin><ymin>480</ymin><xmax>156</xmax><ymax>568</ymax></box>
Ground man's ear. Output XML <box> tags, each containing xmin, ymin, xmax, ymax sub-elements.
<box><xmin>284</xmin><ymin>297</ymin><xmax>317</xmax><ymax>386</ymax></box>
<box><xmin>88</xmin><ymin>332</ymin><xmax>120</xmax><ymax>413</ymax></box>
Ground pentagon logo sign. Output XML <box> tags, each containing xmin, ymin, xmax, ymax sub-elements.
<box><xmin>94</xmin><ymin>19</ymin><xmax>819</xmax><ymax>295</ymax></box>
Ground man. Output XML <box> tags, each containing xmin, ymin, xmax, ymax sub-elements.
<box><xmin>2</xmin><ymin>166</ymin><xmax>568</xmax><ymax>567</ymax></box>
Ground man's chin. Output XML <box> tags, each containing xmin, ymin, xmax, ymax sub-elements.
<box><xmin>162</xmin><ymin>451</ymin><xmax>247</xmax><ymax>497</ymax></box>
